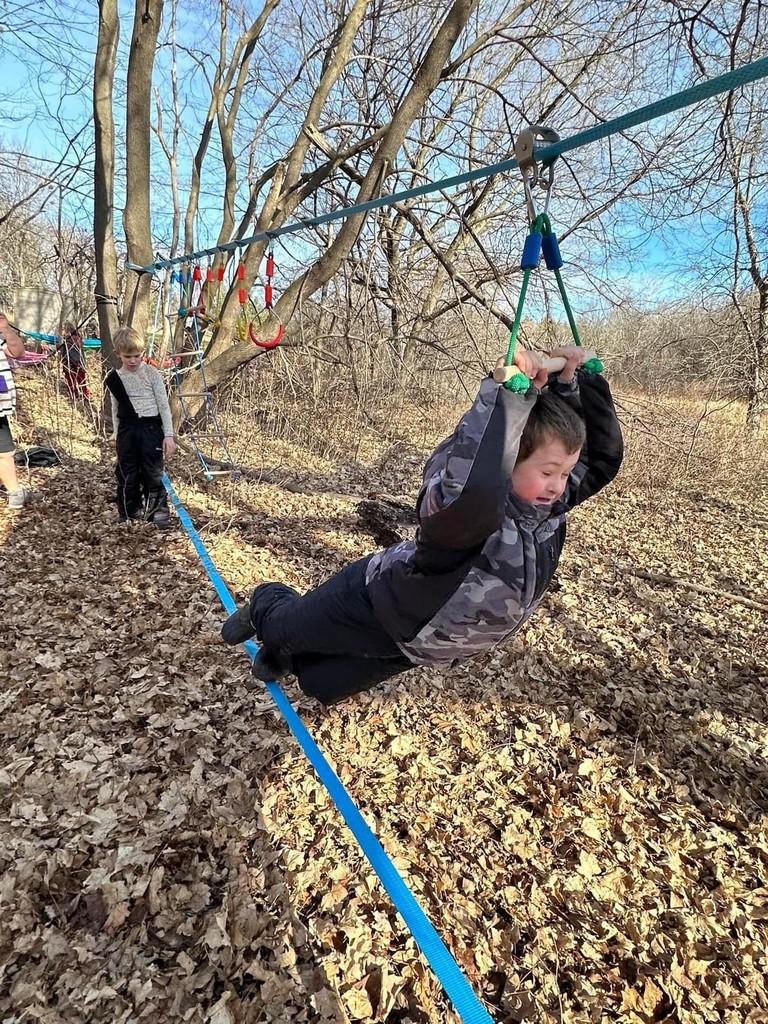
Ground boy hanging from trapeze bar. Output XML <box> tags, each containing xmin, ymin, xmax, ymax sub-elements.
<box><xmin>221</xmin><ymin>127</ymin><xmax>623</xmax><ymax>701</ymax></box>
<box><xmin>222</xmin><ymin>343</ymin><xmax>623</xmax><ymax>703</ymax></box>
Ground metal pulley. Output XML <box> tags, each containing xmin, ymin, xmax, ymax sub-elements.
<box><xmin>514</xmin><ymin>125</ymin><xmax>560</xmax><ymax>222</ymax></box>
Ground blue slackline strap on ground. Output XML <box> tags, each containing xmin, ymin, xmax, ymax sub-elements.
<box><xmin>162</xmin><ymin>474</ymin><xmax>494</xmax><ymax>1024</ymax></box>
<box><xmin>132</xmin><ymin>57</ymin><xmax>768</xmax><ymax>274</ymax></box>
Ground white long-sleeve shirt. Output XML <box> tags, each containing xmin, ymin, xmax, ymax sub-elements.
<box><xmin>110</xmin><ymin>364</ymin><xmax>174</xmax><ymax>437</ymax></box>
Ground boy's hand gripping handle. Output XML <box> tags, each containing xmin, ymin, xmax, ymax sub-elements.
<box><xmin>492</xmin><ymin>349</ymin><xmax>598</xmax><ymax>384</ymax></box>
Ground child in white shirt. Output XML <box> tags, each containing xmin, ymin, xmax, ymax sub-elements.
<box><xmin>104</xmin><ymin>327</ymin><xmax>177</xmax><ymax>528</ymax></box>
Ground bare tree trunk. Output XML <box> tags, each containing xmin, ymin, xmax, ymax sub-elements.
<box><xmin>152</xmin><ymin>0</ymin><xmax>181</xmax><ymax>362</ymax></box>
<box><xmin>182</xmin><ymin>0</ymin><xmax>282</xmax><ymax>255</ymax></box>
<box><xmin>122</xmin><ymin>0</ymin><xmax>164</xmax><ymax>340</ymax></box>
<box><xmin>153</xmin><ymin>0</ymin><xmax>180</xmax><ymax>261</ymax></box>
<box><xmin>93</xmin><ymin>0</ymin><xmax>121</xmax><ymax>363</ymax></box>
<box><xmin>674</xmin><ymin>0</ymin><xmax>766</xmax><ymax>432</ymax></box>
<box><xmin>726</xmin><ymin>134</ymin><xmax>767</xmax><ymax>434</ymax></box>
<box><xmin>745</xmin><ymin>298</ymin><xmax>767</xmax><ymax>432</ymax></box>
<box><xmin>206</xmin><ymin>0</ymin><xmax>370</xmax><ymax>360</ymax></box>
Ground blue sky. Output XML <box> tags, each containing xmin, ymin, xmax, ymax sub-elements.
<box><xmin>0</xmin><ymin>0</ymin><xmax>763</xmax><ymax>318</ymax></box>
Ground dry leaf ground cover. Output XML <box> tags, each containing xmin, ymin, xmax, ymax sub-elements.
<box><xmin>1</xmin><ymin>367</ymin><xmax>767</xmax><ymax>1024</ymax></box>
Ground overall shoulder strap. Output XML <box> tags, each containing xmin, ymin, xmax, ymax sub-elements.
<box><xmin>105</xmin><ymin>369</ymin><xmax>139</xmax><ymax>420</ymax></box>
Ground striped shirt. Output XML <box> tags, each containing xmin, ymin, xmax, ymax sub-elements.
<box><xmin>0</xmin><ymin>337</ymin><xmax>17</xmax><ymax>416</ymax></box>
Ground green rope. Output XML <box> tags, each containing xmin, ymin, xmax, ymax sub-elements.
<box><xmin>504</xmin><ymin>372</ymin><xmax>533</xmax><ymax>394</ymax></box>
<box><xmin>502</xmin><ymin>264</ymin><xmax>534</xmax><ymax>393</ymax></box>
<box><xmin>504</xmin><ymin>267</ymin><xmax>533</xmax><ymax>366</ymax></box>
<box><xmin>552</xmin><ymin>268</ymin><xmax>582</xmax><ymax>348</ymax></box>
<box><xmin>502</xmin><ymin>211</ymin><xmax>605</xmax><ymax>389</ymax></box>
<box><xmin>550</xmin><ymin>262</ymin><xmax>604</xmax><ymax>372</ymax></box>
<box><xmin>502</xmin><ymin>213</ymin><xmax>547</xmax><ymax>375</ymax></box>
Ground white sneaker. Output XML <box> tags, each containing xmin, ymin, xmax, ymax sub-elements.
<box><xmin>7</xmin><ymin>485</ymin><xmax>30</xmax><ymax>510</ymax></box>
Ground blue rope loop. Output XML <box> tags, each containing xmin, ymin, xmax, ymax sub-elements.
<box><xmin>541</xmin><ymin>233</ymin><xmax>563</xmax><ymax>270</ymax></box>
<box><xmin>520</xmin><ymin>232</ymin><xmax>542</xmax><ymax>270</ymax></box>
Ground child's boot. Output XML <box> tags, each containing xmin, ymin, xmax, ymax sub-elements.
<box><xmin>222</xmin><ymin>582</ymin><xmax>301</xmax><ymax>645</ymax></box>
<box><xmin>221</xmin><ymin>603</ymin><xmax>257</xmax><ymax>644</ymax></box>
<box><xmin>7</xmin><ymin>484</ymin><xmax>30</xmax><ymax>510</ymax></box>
<box><xmin>152</xmin><ymin>509</ymin><xmax>172</xmax><ymax>530</ymax></box>
<box><xmin>251</xmin><ymin>647</ymin><xmax>293</xmax><ymax>682</ymax></box>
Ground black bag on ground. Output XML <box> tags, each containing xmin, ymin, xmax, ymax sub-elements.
<box><xmin>14</xmin><ymin>446</ymin><xmax>62</xmax><ymax>468</ymax></box>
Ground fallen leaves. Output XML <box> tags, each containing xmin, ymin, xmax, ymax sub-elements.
<box><xmin>1</xmin><ymin>382</ymin><xmax>767</xmax><ymax>1023</ymax></box>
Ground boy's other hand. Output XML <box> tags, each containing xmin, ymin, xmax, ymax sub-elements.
<box><xmin>549</xmin><ymin>345</ymin><xmax>587</xmax><ymax>383</ymax></box>
<box><xmin>163</xmin><ymin>437</ymin><xmax>177</xmax><ymax>457</ymax></box>
<box><xmin>493</xmin><ymin>352</ymin><xmax>549</xmax><ymax>387</ymax></box>
<box><xmin>512</xmin><ymin>348</ymin><xmax>549</xmax><ymax>388</ymax></box>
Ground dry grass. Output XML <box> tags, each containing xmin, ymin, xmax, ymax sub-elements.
<box><xmin>613</xmin><ymin>387</ymin><xmax>768</xmax><ymax>498</ymax></box>
<box><xmin>218</xmin><ymin>363</ymin><xmax>768</xmax><ymax>503</ymax></box>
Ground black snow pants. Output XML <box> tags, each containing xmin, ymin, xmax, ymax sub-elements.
<box><xmin>115</xmin><ymin>416</ymin><xmax>169</xmax><ymax>521</ymax></box>
<box><xmin>248</xmin><ymin>557</ymin><xmax>413</xmax><ymax>704</ymax></box>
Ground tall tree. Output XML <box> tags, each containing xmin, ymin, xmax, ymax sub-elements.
<box><xmin>93</xmin><ymin>0</ymin><xmax>121</xmax><ymax>360</ymax></box>
<box><xmin>668</xmin><ymin>0</ymin><xmax>767</xmax><ymax>428</ymax></box>
<box><xmin>722</xmin><ymin>93</ymin><xmax>767</xmax><ymax>430</ymax></box>
<box><xmin>121</xmin><ymin>0</ymin><xmax>165</xmax><ymax>340</ymax></box>
<box><xmin>86</xmin><ymin>0</ymin><xmax>766</xmax><ymax>428</ymax></box>
<box><xmin>173</xmin><ymin>0</ymin><xmax>488</xmax><ymax>420</ymax></box>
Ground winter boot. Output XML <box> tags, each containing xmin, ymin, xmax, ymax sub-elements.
<box><xmin>152</xmin><ymin>509</ymin><xmax>172</xmax><ymax>530</ymax></box>
<box><xmin>251</xmin><ymin>647</ymin><xmax>293</xmax><ymax>682</ymax></box>
<box><xmin>221</xmin><ymin>603</ymin><xmax>257</xmax><ymax>645</ymax></box>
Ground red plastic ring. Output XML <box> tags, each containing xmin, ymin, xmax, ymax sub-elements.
<box><xmin>249</xmin><ymin>321</ymin><xmax>284</xmax><ymax>349</ymax></box>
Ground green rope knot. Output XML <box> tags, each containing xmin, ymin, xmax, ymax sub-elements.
<box><xmin>502</xmin><ymin>373</ymin><xmax>531</xmax><ymax>394</ymax></box>
<box><xmin>582</xmin><ymin>357</ymin><xmax>604</xmax><ymax>375</ymax></box>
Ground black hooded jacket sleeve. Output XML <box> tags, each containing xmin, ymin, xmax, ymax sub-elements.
<box><xmin>549</xmin><ymin>370</ymin><xmax>624</xmax><ymax>508</ymax></box>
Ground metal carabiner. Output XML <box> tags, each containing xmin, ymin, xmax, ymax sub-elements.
<box><xmin>514</xmin><ymin>125</ymin><xmax>560</xmax><ymax>222</ymax></box>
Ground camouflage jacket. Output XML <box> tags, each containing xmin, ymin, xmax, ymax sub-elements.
<box><xmin>365</xmin><ymin>371</ymin><xmax>623</xmax><ymax>666</ymax></box>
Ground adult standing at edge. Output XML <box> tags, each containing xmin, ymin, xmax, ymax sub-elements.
<box><xmin>0</xmin><ymin>311</ymin><xmax>30</xmax><ymax>510</ymax></box>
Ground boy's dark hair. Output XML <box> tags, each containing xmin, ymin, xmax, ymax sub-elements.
<box><xmin>516</xmin><ymin>389</ymin><xmax>586</xmax><ymax>463</ymax></box>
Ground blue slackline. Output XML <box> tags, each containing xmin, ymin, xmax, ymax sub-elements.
<box><xmin>162</xmin><ymin>474</ymin><xmax>495</xmax><ymax>1024</ymax></box>
<box><xmin>21</xmin><ymin>330</ymin><xmax>59</xmax><ymax>343</ymax></box>
<box><xmin>19</xmin><ymin>329</ymin><xmax>100</xmax><ymax>348</ymax></box>
<box><xmin>131</xmin><ymin>57</ymin><xmax>768</xmax><ymax>274</ymax></box>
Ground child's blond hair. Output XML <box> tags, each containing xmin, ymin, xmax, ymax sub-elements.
<box><xmin>113</xmin><ymin>326</ymin><xmax>144</xmax><ymax>356</ymax></box>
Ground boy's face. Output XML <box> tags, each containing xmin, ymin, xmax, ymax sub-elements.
<box><xmin>512</xmin><ymin>437</ymin><xmax>581</xmax><ymax>506</ymax></box>
<box><xmin>119</xmin><ymin>351</ymin><xmax>143</xmax><ymax>372</ymax></box>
